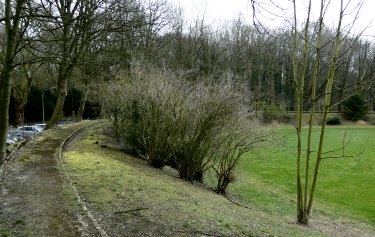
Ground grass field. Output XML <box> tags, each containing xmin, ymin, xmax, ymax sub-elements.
<box><xmin>228</xmin><ymin>125</ymin><xmax>375</xmax><ymax>224</ymax></box>
<box><xmin>62</xmin><ymin>123</ymin><xmax>375</xmax><ymax>236</ymax></box>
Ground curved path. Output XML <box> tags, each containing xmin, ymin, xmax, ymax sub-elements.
<box><xmin>0</xmin><ymin>122</ymin><xmax>98</xmax><ymax>237</ymax></box>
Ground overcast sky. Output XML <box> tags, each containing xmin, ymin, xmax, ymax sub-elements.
<box><xmin>167</xmin><ymin>0</ymin><xmax>375</xmax><ymax>38</ymax></box>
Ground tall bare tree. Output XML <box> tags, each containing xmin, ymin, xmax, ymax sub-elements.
<box><xmin>0</xmin><ymin>0</ymin><xmax>27</xmax><ymax>162</ymax></box>
<box><xmin>292</xmin><ymin>0</ymin><xmax>368</xmax><ymax>224</ymax></box>
<box><xmin>32</xmin><ymin>0</ymin><xmax>101</xmax><ymax>129</ymax></box>
<box><xmin>11</xmin><ymin>52</ymin><xmax>43</xmax><ymax>126</ymax></box>
<box><xmin>251</xmin><ymin>0</ymin><xmax>366</xmax><ymax>224</ymax></box>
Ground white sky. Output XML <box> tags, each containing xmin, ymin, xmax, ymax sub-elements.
<box><xmin>167</xmin><ymin>0</ymin><xmax>375</xmax><ymax>39</ymax></box>
<box><xmin>168</xmin><ymin>0</ymin><xmax>252</xmax><ymax>25</ymax></box>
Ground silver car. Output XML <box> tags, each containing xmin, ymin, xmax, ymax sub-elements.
<box><xmin>6</xmin><ymin>134</ymin><xmax>16</xmax><ymax>145</ymax></box>
<box><xmin>16</xmin><ymin>126</ymin><xmax>40</xmax><ymax>138</ymax></box>
<box><xmin>33</xmin><ymin>124</ymin><xmax>46</xmax><ymax>132</ymax></box>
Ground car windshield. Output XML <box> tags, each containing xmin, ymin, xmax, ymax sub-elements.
<box><xmin>17</xmin><ymin>126</ymin><xmax>37</xmax><ymax>132</ymax></box>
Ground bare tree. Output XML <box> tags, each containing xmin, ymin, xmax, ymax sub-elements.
<box><xmin>0</xmin><ymin>0</ymin><xmax>27</xmax><ymax>162</ymax></box>
<box><xmin>251</xmin><ymin>0</ymin><xmax>366</xmax><ymax>224</ymax></box>
<box><xmin>291</xmin><ymin>0</ymin><xmax>367</xmax><ymax>224</ymax></box>
<box><xmin>11</xmin><ymin>52</ymin><xmax>43</xmax><ymax>126</ymax></box>
<box><xmin>32</xmin><ymin>0</ymin><xmax>101</xmax><ymax>129</ymax></box>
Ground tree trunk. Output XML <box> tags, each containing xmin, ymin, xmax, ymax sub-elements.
<box><xmin>14</xmin><ymin>104</ymin><xmax>24</xmax><ymax>126</ymax></box>
<box><xmin>76</xmin><ymin>86</ymin><xmax>89</xmax><ymax>122</ymax></box>
<box><xmin>0</xmin><ymin>0</ymin><xmax>26</xmax><ymax>162</ymax></box>
<box><xmin>0</xmin><ymin>67</ymin><xmax>12</xmax><ymax>163</ymax></box>
<box><xmin>46</xmin><ymin>77</ymin><xmax>67</xmax><ymax>129</ymax></box>
<box><xmin>293</xmin><ymin>0</ymin><xmax>312</xmax><ymax>224</ymax></box>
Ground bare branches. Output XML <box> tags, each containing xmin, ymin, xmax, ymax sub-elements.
<box><xmin>250</xmin><ymin>0</ymin><xmax>286</xmax><ymax>35</ymax></box>
<box><xmin>102</xmin><ymin>67</ymin><xmax>269</xmax><ymax>192</ymax></box>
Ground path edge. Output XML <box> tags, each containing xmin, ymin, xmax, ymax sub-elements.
<box><xmin>57</xmin><ymin>123</ymin><xmax>109</xmax><ymax>237</ymax></box>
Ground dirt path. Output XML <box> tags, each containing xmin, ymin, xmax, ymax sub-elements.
<box><xmin>0</xmin><ymin>123</ymin><xmax>98</xmax><ymax>237</ymax></box>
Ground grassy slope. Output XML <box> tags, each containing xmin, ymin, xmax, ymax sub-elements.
<box><xmin>231</xmin><ymin>126</ymin><xmax>375</xmax><ymax>224</ymax></box>
<box><xmin>63</xmin><ymin>124</ymin><xmax>375</xmax><ymax>236</ymax></box>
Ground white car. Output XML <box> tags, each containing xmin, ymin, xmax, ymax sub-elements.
<box><xmin>33</xmin><ymin>124</ymin><xmax>46</xmax><ymax>132</ymax></box>
<box><xmin>16</xmin><ymin>126</ymin><xmax>40</xmax><ymax>137</ymax></box>
<box><xmin>6</xmin><ymin>134</ymin><xmax>16</xmax><ymax>145</ymax></box>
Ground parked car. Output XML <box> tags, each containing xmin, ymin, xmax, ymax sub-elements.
<box><xmin>57</xmin><ymin>121</ymin><xmax>72</xmax><ymax>127</ymax></box>
<box><xmin>6</xmin><ymin>134</ymin><xmax>15</xmax><ymax>145</ymax></box>
<box><xmin>33</xmin><ymin>124</ymin><xmax>46</xmax><ymax>132</ymax></box>
<box><xmin>11</xmin><ymin>133</ymin><xmax>24</xmax><ymax>142</ymax></box>
<box><xmin>16</xmin><ymin>126</ymin><xmax>40</xmax><ymax>138</ymax></box>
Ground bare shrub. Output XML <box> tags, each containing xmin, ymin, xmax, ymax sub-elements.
<box><xmin>101</xmin><ymin>78</ymin><xmax>145</xmax><ymax>155</ymax></box>
<box><xmin>212</xmin><ymin>116</ymin><xmax>269</xmax><ymax>194</ymax></box>
<box><xmin>101</xmin><ymin>68</ymin><xmax>270</xmax><ymax>190</ymax></box>
<box><xmin>168</xmin><ymin>81</ymin><xmax>239</xmax><ymax>181</ymax></box>
<box><xmin>102</xmin><ymin>71</ymin><xmax>178</xmax><ymax>168</ymax></box>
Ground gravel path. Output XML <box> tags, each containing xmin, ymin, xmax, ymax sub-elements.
<box><xmin>0</xmin><ymin>123</ymin><xmax>98</xmax><ymax>237</ymax></box>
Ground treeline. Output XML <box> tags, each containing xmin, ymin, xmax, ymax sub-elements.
<box><xmin>155</xmin><ymin>18</ymin><xmax>375</xmax><ymax>113</ymax></box>
<box><xmin>3</xmin><ymin>0</ymin><xmax>375</xmax><ymax>126</ymax></box>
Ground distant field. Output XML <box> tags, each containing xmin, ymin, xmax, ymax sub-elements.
<box><xmin>230</xmin><ymin>125</ymin><xmax>375</xmax><ymax>224</ymax></box>
<box><xmin>285</xmin><ymin>112</ymin><xmax>375</xmax><ymax>125</ymax></box>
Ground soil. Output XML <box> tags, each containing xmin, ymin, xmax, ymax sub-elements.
<box><xmin>0</xmin><ymin>123</ymin><xmax>98</xmax><ymax>237</ymax></box>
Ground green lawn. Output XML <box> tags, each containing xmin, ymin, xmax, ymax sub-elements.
<box><xmin>63</xmin><ymin>123</ymin><xmax>375</xmax><ymax>236</ymax></box>
<box><xmin>230</xmin><ymin>125</ymin><xmax>375</xmax><ymax>224</ymax></box>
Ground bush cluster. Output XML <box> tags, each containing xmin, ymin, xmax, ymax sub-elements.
<box><xmin>342</xmin><ymin>94</ymin><xmax>368</xmax><ymax>121</ymax></box>
<box><xmin>326</xmin><ymin>115</ymin><xmax>341</xmax><ymax>125</ymax></box>
<box><xmin>101</xmin><ymin>69</ymin><xmax>269</xmax><ymax>194</ymax></box>
<box><xmin>256</xmin><ymin>101</ymin><xmax>292</xmax><ymax>124</ymax></box>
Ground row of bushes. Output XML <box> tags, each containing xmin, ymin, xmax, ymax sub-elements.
<box><xmin>323</xmin><ymin>94</ymin><xmax>369</xmax><ymax>125</ymax></box>
<box><xmin>101</xmin><ymin>69</ymin><xmax>269</xmax><ymax>194</ymax></box>
<box><xmin>256</xmin><ymin>101</ymin><xmax>292</xmax><ymax>124</ymax></box>
<box><xmin>258</xmin><ymin>93</ymin><xmax>369</xmax><ymax>125</ymax></box>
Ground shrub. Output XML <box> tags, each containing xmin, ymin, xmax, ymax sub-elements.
<box><xmin>101</xmin><ymin>80</ymin><xmax>146</xmax><ymax>156</ymax></box>
<box><xmin>102</xmin><ymin>72</ymin><xmax>177</xmax><ymax>168</ymax></box>
<box><xmin>257</xmin><ymin>101</ymin><xmax>290</xmax><ymax>123</ymax></box>
<box><xmin>167</xmin><ymin>79</ymin><xmax>254</xmax><ymax>182</ymax></box>
<box><xmin>212</xmin><ymin>118</ymin><xmax>268</xmax><ymax>194</ymax></box>
<box><xmin>101</xmin><ymin>68</ymin><xmax>269</xmax><ymax>192</ymax></box>
<box><xmin>342</xmin><ymin>94</ymin><xmax>368</xmax><ymax>121</ymax></box>
<box><xmin>326</xmin><ymin>115</ymin><xmax>341</xmax><ymax>125</ymax></box>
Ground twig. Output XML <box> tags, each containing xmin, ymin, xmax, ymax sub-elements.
<box><xmin>224</xmin><ymin>195</ymin><xmax>251</xmax><ymax>209</ymax></box>
<box><xmin>175</xmin><ymin>230</ymin><xmax>226</xmax><ymax>237</ymax></box>
<box><xmin>114</xmin><ymin>208</ymin><xmax>149</xmax><ymax>214</ymax></box>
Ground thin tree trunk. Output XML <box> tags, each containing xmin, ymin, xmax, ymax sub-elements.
<box><xmin>76</xmin><ymin>86</ymin><xmax>89</xmax><ymax>122</ymax></box>
<box><xmin>292</xmin><ymin>0</ymin><xmax>303</xmax><ymax>222</ymax></box>
<box><xmin>0</xmin><ymin>67</ymin><xmax>12</xmax><ymax>163</ymax></box>
<box><xmin>300</xmin><ymin>23</ymin><xmax>312</xmax><ymax>223</ymax></box>
<box><xmin>294</xmin><ymin>0</ymin><xmax>312</xmax><ymax>224</ymax></box>
<box><xmin>303</xmin><ymin>0</ymin><xmax>324</xmax><ymax>224</ymax></box>
<box><xmin>307</xmin><ymin>0</ymin><xmax>343</xmax><ymax>215</ymax></box>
